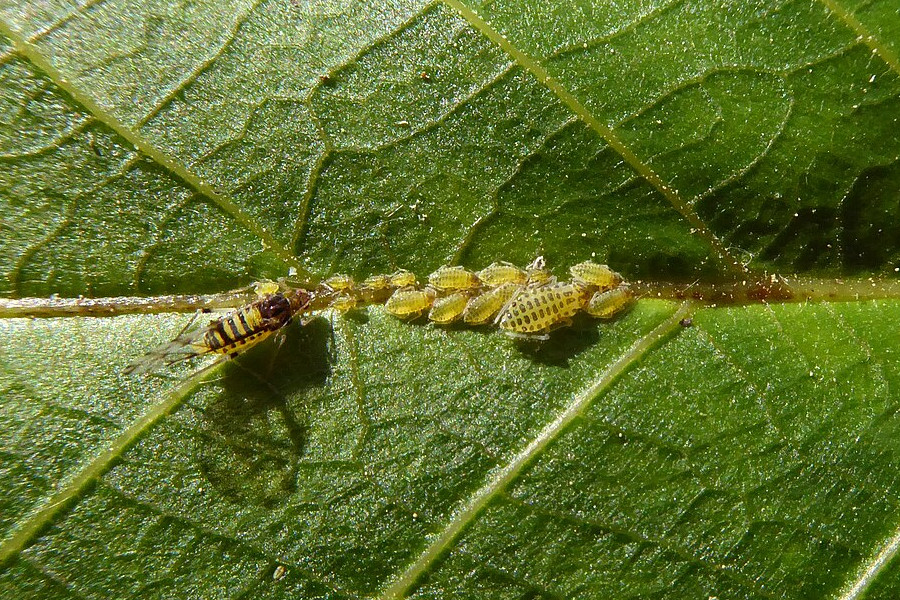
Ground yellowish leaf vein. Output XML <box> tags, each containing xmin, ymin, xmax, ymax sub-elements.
<box><xmin>441</xmin><ymin>0</ymin><xmax>747</xmax><ymax>275</ymax></box>
<box><xmin>0</xmin><ymin>361</ymin><xmax>222</xmax><ymax>566</ymax></box>
<box><xmin>840</xmin><ymin>528</ymin><xmax>900</xmax><ymax>600</ymax></box>
<box><xmin>0</xmin><ymin>18</ymin><xmax>306</xmax><ymax>276</ymax></box>
<box><xmin>379</xmin><ymin>301</ymin><xmax>694</xmax><ymax>599</ymax></box>
<box><xmin>818</xmin><ymin>0</ymin><xmax>900</xmax><ymax>77</ymax></box>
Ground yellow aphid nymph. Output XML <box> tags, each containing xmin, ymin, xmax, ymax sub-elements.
<box><xmin>476</xmin><ymin>262</ymin><xmax>527</xmax><ymax>287</ymax></box>
<box><xmin>427</xmin><ymin>265</ymin><xmax>480</xmax><ymax>291</ymax></box>
<box><xmin>428</xmin><ymin>292</ymin><xmax>469</xmax><ymax>324</ymax></box>
<box><xmin>385</xmin><ymin>287</ymin><xmax>437</xmax><ymax>319</ymax></box>
<box><xmin>389</xmin><ymin>269</ymin><xmax>417</xmax><ymax>288</ymax></box>
<box><xmin>359</xmin><ymin>274</ymin><xmax>394</xmax><ymax>303</ymax></box>
<box><xmin>361</xmin><ymin>273</ymin><xmax>391</xmax><ymax>290</ymax></box>
<box><xmin>254</xmin><ymin>280</ymin><xmax>281</xmax><ymax>296</ymax></box>
<box><xmin>584</xmin><ymin>285</ymin><xmax>633</xmax><ymax>319</ymax></box>
<box><xmin>569</xmin><ymin>261</ymin><xmax>622</xmax><ymax>290</ymax></box>
<box><xmin>329</xmin><ymin>294</ymin><xmax>359</xmax><ymax>312</ymax></box>
<box><xmin>324</xmin><ymin>274</ymin><xmax>355</xmax><ymax>293</ymax></box>
<box><xmin>463</xmin><ymin>282</ymin><xmax>522</xmax><ymax>325</ymax></box>
<box><xmin>497</xmin><ymin>282</ymin><xmax>590</xmax><ymax>340</ymax></box>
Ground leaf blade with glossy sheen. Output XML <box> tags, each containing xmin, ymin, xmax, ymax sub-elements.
<box><xmin>1</xmin><ymin>0</ymin><xmax>900</xmax><ymax>599</ymax></box>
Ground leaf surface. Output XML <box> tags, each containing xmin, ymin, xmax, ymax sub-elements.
<box><xmin>1</xmin><ymin>0</ymin><xmax>900</xmax><ymax>598</ymax></box>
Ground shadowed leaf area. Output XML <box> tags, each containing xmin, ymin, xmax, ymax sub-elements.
<box><xmin>1</xmin><ymin>0</ymin><xmax>900</xmax><ymax>598</ymax></box>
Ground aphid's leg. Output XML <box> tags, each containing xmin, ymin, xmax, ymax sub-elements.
<box><xmin>493</xmin><ymin>286</ymin><xmax>526</xmax><ymax>326</ymax></box>
<box><xmin>262</xmin><ymin>328</ymin><xmax>290</xmax><ymax>377</ymax></box>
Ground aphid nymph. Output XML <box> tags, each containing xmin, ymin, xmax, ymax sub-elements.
<box><xmin>427</xmin><ymin>265</ymin><xmax>480</xmax><ymax>291</ymax></box>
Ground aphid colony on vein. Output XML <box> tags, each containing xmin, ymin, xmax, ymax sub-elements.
<box><xmin>125</xmin><ymin>259</ymin><xmax>632</xmax><ymax>374</ymax></box>
<box><xmin>318</xmin><ymin>258</ymin><xmax>633</xmax><ymax>340</ymax></box>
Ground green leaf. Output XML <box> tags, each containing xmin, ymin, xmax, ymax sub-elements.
<box><xmin>1</xmin><ymin>1</ymin><xmax>900</xmax><ymax>599</ymax></box>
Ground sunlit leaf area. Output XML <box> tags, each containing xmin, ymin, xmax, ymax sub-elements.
<box><xmin>2</xmin><ymin>1</ymin><xmax>900</xmax><ymax>598</ymax></box>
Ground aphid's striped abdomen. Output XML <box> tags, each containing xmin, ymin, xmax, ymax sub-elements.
<box><xmin>329</xmin><ymin>294</ymin><xmax>359</xmax><ymax>312</ymax></box>
<box><xmin>498</xmin><ymin>283</ymin><xmax>588</xmax><ymax>337</ymax></box>
<box><xmin>428</xmin><ymin>266</ymin><xmax>480</xmax><ymax>291</ymax></box>
<box><xmin>428</xmin><ymin>292</ymin><xmax>469</xmax><ymax>324</ymax></box>
<box><xmin>385</xmin><ymin>287</ymin><xmax>436</xmax><ymax>319</ymax></box>
<box><xmin>389</xmin><ymin>269</ymin><xmax>417</xmax><ymax>287</ymax></box>
<box><xmin>476</xmin><ymin>262</ymin><xmax>526</xmax><ymax>287</ymax></box>
<box><xmin>585</xmin><ymin>285</ymin><xmax>633</xmax><ymax>319</ymax></box>
<box><xmin>324</xmin><ymin>274</ymin><xmax>355</xmax><ymax>292</ymax></box>
<box><xmin>463</xmin><ymin>282</ymin><xmax>521</xmax><ymax>325</ymax></box>
<box><xmin>569</xmin><ymin>261</ymin><xmax>621</xmax><ymax>290</ymax></box>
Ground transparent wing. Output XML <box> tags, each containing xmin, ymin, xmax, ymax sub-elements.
<box><xmin>124</xmin><ymin>312</ymin><xmax>215</xmax><ymax>375</ymax></box>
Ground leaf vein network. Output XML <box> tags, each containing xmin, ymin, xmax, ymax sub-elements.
<box><xmin>0</xmin><ymin>17</ymin><xmax>305</xmax><ymax>275</ymax></box>
<box><xmin>440</xmin><ymin>0</ymin><xmax>748</xmax><ymax>275</ymax></box>
<box><xmin>378</xmin><ymin>302</ymin><xmax>693</xmax><ymax>599</ymax></box>
<box><xmin>817</xmin><ymin>0</ymin><xmax>900</xmax><ymax>76</ymax></box>
<box><xmin>135</xmin><ymin>0</ymin><xmax>263</xmax><ymax>129</ymax></box>
<box><xmin>90</xmin><ymin>479</ymin><xmax>353</xmax><ymax>598</ymax></box>
<box><xmin>0</xmin><ymin>361</ymin><xmax>220</xmax><ymax>568</ymax></box>
<box><xmin>497</xmin><ymin>492</ymin><xmax>780</xmax><ymax>600</ymax></box>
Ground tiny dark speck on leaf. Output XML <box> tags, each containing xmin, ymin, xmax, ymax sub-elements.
<box><xmin>679</xmin><ymin>318</ymin><xmax>693</xmax><ymax>327</ymax></box>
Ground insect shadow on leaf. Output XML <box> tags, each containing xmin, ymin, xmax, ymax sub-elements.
<box><xmin>196</xmin><ymin>317</ymin><xmax>332</xmax><ymax>507</ymax></box>
<box><xmin>513</xmin><ymin>313</ymin><xmax>602</xmax><ymax>368</ymax></box>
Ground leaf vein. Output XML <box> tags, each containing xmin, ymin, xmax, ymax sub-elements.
<box><xmin>0</xmin><ymin>18</ymin><xmax>306</xmax><ymax>276</ymax></box>
<box><xmin>0</xmin><ymin>361</ymin><xmax>221</xmax><ymax>567</ymax></box>
<box><xmin>378</xmin><ymin>301</ymin><xmax>694</xmax><ymax>599</ymax></box>
<box><xmin>19</xmin><ymin>555</ymin><xmax>90</xmax><ymax>600</ymax></box>
<box><xmin>136</xmin><ymin>0</ymin><xmax>263</xmax><ymax>129</ymax></box>
<box><xmin>500</xmin><ymin>492</ymin><xmax>780</xmax><ymax>600</ymax></box>
<box><xmin>441</xmin><ymin>0</ymin><xmax>748</xmax><ymax>275</ymax></box>
<box><xmin>818</xmin><ymin>0</ymin><xmax>900</xmax><ymax>77</ymax></box>
<box><xmin>96</xmin><ymin>479</ymin><xmax>355</xmax><ymax>597</ymax></box>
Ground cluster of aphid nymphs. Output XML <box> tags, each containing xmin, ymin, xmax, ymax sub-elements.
<box><xmin>317</xmin><ymin>258</ymin><xmax>633</xmax><ymax>341</ymax></box>
<box><xmin>126</xmin><ymin>259</ymin><xmax>634</xmax><ymax>375</ymax></box>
